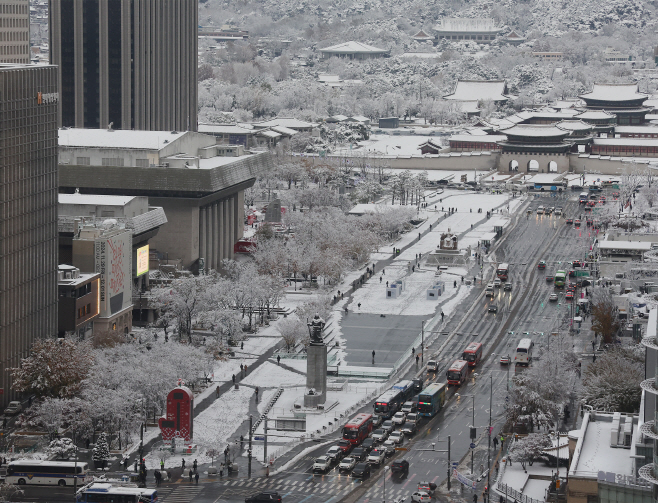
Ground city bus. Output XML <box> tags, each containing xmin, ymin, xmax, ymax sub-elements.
<box><xmin>579</xmin><ymin>192</ymin><xmax>589</xmax><ymax>203</ymax></box>
<box><xmin>391</xmin><ymin>380</ymin><xmax>416</xmax><ymax>402</ymax></box>
<box><xmin>342</xmin><ymin>413</ymin><xmax>373</xmax><ymax>445</ymax></box>
<box><xmin>417</xmin><ymin>382</ymin><xmax>447</xmax><ymax>418</ymax></box>
<box><xmin>496</xmin><ymin>263</ymin><xmax>509</xmax><ymax>281</ymax></box>
<box><xmin>374</xmin><ymin>388</ymin><xmax>404</xmax><ymax>418</ymax></box>
<box><xmin>514</xmin><ymin>338</ymin><xmax>534</xmax><ymax>366</ymax></box>
<box><xmin>446</xmin><ymin>360</ymin><xmax>469</xmax><ymax>386</ymax></box>
<box><xmin>6</xmin><ymin>460</ymin><xmax>92</xmax><ymax>486</ymax></box>
<box><xmin>555</xmin><ymin>271</ymin><xmax>567</xmax><ymax>288</ymax></box>
<box><xmin>76</xmin><ymin>483</ymin><xmax>158</xmax><ymax>503</ymax></box>
<box><xmin>462</xmin><ymin>342</ymin><xmax>483</xmax><ymax>367</ymax></box>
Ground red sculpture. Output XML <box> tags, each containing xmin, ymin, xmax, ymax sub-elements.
<box><xmin>158</xmin><ymin>383</ymin><xmax>194</xmax><ymax>441</ymax></box>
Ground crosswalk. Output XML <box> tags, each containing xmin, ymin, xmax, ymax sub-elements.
<box><xmin>159</xmin><ymin>485</ymin><xmax>204</xmax><ymax>503</ymax></box>
<box><xmin>219</xmin><ymin>475</ymin><xmax>357</xmax><ymax>498</ymax></box>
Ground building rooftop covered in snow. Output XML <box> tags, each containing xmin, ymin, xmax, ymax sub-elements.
<box><xmin>434</xmin><ymin>18</ymin><xmax>504</xmax><ymax>43</ymax></box>
<box><xmin>444</xmin><ymin>80</ymin><xmax>512</xmax><ymax>103</ymax></box>
<box><xmin>319</xmin><ymin>41</ymin><xmax>389</xmax><ymax>60</ymax></box>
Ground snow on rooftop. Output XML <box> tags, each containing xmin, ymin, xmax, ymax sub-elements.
<box><xmin>445</xmin><ymin>80</ymin><xmax>509</xmax><ymax>102</ymax></box>
<box><xmin>501</xmin><ymin>124</ymin><xmax>568</xmax><ymax>137</ymax></box>
<box><xmin>570</xmin><ymin>415</ymin><xmax>634</xmax><ymax>478</ymax></box>
<box><xmin>435</xmin><ymin>17</ymin><xmax>501</xmax><ymax>32</ymax></box>
<box><xmin>59</xmin><ymin>193</ymin><xmax>137</xmax><ymax>206</ymax></box>
<box><xmin>197</xmin><ymin>154</ymin><xmax>256</xmax><ymax>170</ymax></box>
<box><xmin>575</xmin><ymin>110</ymin><xmax>616</xmax><ymax>119</ymax></box>
<box><xmin>556</xmin><ymin>120</ymin><xmax>593</xmax><ymax>131</ymax></box>
<box><xmin>198</xmin><ymin>124</ymin><xmax>254</xmax><ymax>134</ymax></box>
<box><xmin>526</xmin><ymin>173</ymin><xmax>564</xmax><ymax>183</ymax></box>
<box><xmin>580</xmin><ymin>83</ymin><xmax>648</xmax><ymax>103</ymax></box>
<box><xmin>271</xmin><ymin>125</ymin><xmax>298</xmax><ymax>136</ymax></box>
<box><xmin>599</xmin><ymin>240</ymin><xmax>652</xmax><ymax>251</ymax></box>
<box><xmin>254</xmin><ymin>117</ymin><xmax>318</xmax><ymax>129</ymax></box>
<box><xmin>356</xmin><ymin>134</ymin><xmax>441</xmax><ymax>156</ymax></box>
<box><xmin>594</xmin><ymin>138</ymin><xmax>658</xmax><ymax>147</ymax></box>
<box><xmin>449</xmin><ymin>134</ymin><xmax>507</xmax><ymax>142</ymax></box>
<box><xmin>58</xmin><ymin>128</ymin><xmax>187</xmax><ymax>150</ymax></box>
<box><xmin>320</xmin><ymin>41</ymin><xmax>388</xmax><ymax>54</ymax></box>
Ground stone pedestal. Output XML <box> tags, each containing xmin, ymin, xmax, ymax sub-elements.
<box><xmin>304</xmin><ymin>343</ymin><xmax>327</xmax><ymax>407</ymax></box>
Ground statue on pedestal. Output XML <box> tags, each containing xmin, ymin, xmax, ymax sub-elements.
<box><xmin>307</xmin><ymin>314</ymin><xmax>326</xmax><ymax>345</ymax></box>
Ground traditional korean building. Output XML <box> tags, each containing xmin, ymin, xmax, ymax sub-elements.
<box><xmin>573</xmin><ymin>110</ymin><xmax>617</xmax><ymax>133</ymax></box>
<box><xmin>555</xmin><ymin>120</ymin><xmax>594</xmax><ymax>153</ymax></box>
<box><xmin>579</xmin><ymin>83</ymin><xmax>649</xmax><ymax>126</ymax></box>
<box><xmin>434</xmin><ymin>18</ymin><xmax>503</xmax><ymax>43</ymax></box>
<box><xmin>497</xmin><ymin>125</ymin><xmax>574</xmax><ymax>173</ymax></box>
<box><xmin>444</xmin><ymin>80</ymin><xmax>512</xmax><ymax>104</ymax></box>
<box><xmin>449</xmin><ymin>134</ymin><xmax>506</xmax><ymax>152</ymax></box>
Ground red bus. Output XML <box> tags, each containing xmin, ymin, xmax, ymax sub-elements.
<box><xmin>462</xmin><ymin>342</ymin><xmax>483</xmax><ymax>367</ymax></box>
<box><xmin>496</xmin><ymin>263</ymin><xmax>509</xmax><ymax>281</ymax></box>
<box><xmin>446</xmin><ymin>360</ymin><xmax>469</xmax><ymax>386</ymax></box>
<box><xmin>342</xmin><ymin>413</ymin><xmax>373</xmax><ymax>445</ymax></box>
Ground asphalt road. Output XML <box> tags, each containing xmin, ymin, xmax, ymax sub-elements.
<box><xmin>13</xmin><ymin>190</ymin><xmax>606</xmax><ymax>503</ymax></box>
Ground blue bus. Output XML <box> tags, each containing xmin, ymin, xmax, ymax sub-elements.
<box><xmin>391</xmin><ymin>380</ymin><xmax>416</xmax><ymax>402</ymax></box>
<box><xmin>417</xmin><ymin>382</ymin><xmax>447</xmax><ymax>418</ymax></box>
<box><xmin>374</xmin><ymin>389</ymin><xmax>404</xmax><ymax>418</ymax></box>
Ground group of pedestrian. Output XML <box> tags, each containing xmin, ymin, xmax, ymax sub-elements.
<box><xmin>183</xmin><ymin>458</ymin><xmax>200</xmax><ymax>484</ymax></box>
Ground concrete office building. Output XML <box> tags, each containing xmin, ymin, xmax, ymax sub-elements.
<box><xmin>0</xmin><ymin>1</ymin><xmax>29</xmax><ymax>63</ymax></box>
<box><xmin>49</xmin><ymin>0</ymin><xmax>198</xmax><ymax>131</ymax></box>
<box><xmin>0</xmin><ymin>64</ymin><xmax>59</xmax><ymax>407</ymax></box>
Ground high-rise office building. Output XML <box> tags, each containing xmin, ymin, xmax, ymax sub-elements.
<box><xmin>0</xmin><ymin>1</ymin><xmax>30</xmax><ymax>64</ymax></box>
<box><xmin>49</xmin><ymin>0</ymin><xmax>198</xmax><ymax>131</ymax></box>
<box><xmin>0</xmin><ymin>64</ymin><xmax>59</xmax><ymax>407</ymax></box>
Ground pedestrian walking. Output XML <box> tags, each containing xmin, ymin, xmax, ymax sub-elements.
<box><xmin>386</xmin><ymin>281</ymin><xmax>389</xmax><ymax>287</ymax></box>
<box><xmin>493</xmin><ymin>436</ymin><xmax>498</xmax><ymax>449</ymax></box>
<box><xmin>182</xmin><ymin>458</ymin><xmax>186</xmax><ymax>470</ymax></box>
<box><xmin>154</xmin><ymin>470</ymin><xmax>161</xmax><ymax>486</ymax></box>
<box><xmin>358</xmin><ymin>303</ymin><xmax>361</xmax><ymax>309</ymax></box>
<box><xmin>216</xmin><ymin>386</ymin><xmax>220</xmax><ymax>398</ymax></box>
<box><xmin>189</xmin><ymin>469</ymin><xmax>193</xmax><ymax>483</ymax></box>
<box><xmin>193</xmin><ymin>459</ymin><xmax>198</xmax><ymax>471</ymax></box>
<box><xmin>412</xmin><ymin>347</ymin><xmax>415</xmax><ymax>355</ymax></box>
<box><xmin>160</xmin><ymin>460</ymin><xmax>165</xmax><ymax>471</ymax></box>
<box><xmin>382</xmin><ymin>269</ymin><xmax>385</xmax><ymax>275</ymax></box>
<box><xmin>255</xmin><ymin>387</ymin><xmax>259</xmax><ymax>400</ymax></box>
<box><xmin>372</xmin><ymin>350</ymin><xmax>376</xmax><ymax>362</ymax></box>
<box><xmin>453</xmin><ymin>280</ymin><xmax>457</xmax><ymax>288</ymax></box>
<box><xmin>412</xmin><ymin>265</ymin><xmax>415</xmax><ymax>272</ymax></box>
<box><xmin>441</xmin><ymin>311</ymin><xmax>445</xmax><ymax>322</ymax></box>
<box><xmin>277</xmin><ymin>355</ymin><xmax>281</xmax><ymax>365</ymax></box>
<box><xmin>380</xmin><ymin>276</ymin><xmax>382</xmax><ymax>283</ymax></box>
<box><xmin>416</xmin><ymin>354</ymin><xmax>419</xmax><ymax>365</ymax></box>
<box><xmin>241</xmin><ymin>341</ymin><xmax>244</xmax><ymax>350</ymax></box>
<box><xmin>461</xmin><ymin>276</ymin><xmax>464</xmax><ymax>284</ymax></box>
<box><xmin>195</xmin><ymin>472</ymin><xmax>199</xmax><ymax>484</ymax></box>
<box><xmin>232</xmin><ymin>374</ymin><xmax>235</xmax><ymax>384</ymax></box>
<box><xmin>240</xmin><ymin>363</ymin><xmax>244</xmax><ymax>372</ymax></box>
<box><xmin>244</xmin><ymin>364</ymin><xmax>248</xmax><ymax>374</ymax></box>
<box><xmin>134</xmin><ymin>460</ymin><xmax>138</xmax><ymax>472</ymax></box>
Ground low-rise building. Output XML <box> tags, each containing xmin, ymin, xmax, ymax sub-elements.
<box><xmin>444</xmin><ymin>80</ymin><xmax>512</xmax><ymax>104</ymax></box>
<box><xmin>57</xmin><ymin>265</ymin><xmax>100</xmax><ymax>339</ymax></box>
<box><xmin>319</xmin><ymin>41</ymin><xmax>389</xmax><ymax>60</ymax></box>
<box><xmin>434</xmin><ymin>18</ymin><xmax>503</xmax><ymax>43</ymax></box>
<box><xmin>198</xmin><ymin>124</ymin><xmax>256</xmax><ymax>148</ymax></box>
<box><xmin>532</xmin><ymin>52</ymin><xmax>564</xmax><ymax>61</ymax></box>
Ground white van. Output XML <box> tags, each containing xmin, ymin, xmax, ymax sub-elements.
<box><xmin>427</xmin><ymin>360</ymin><xmax>439</xmax><ymax>373</ymax></box>
<box><xmin>536</xmin><ymin>206</ymin><xmax>544</xmax><ymax>215</ymax></box>
<box><xmin>485</xmin><ymin>284</ymin><xmax>495</xmax><ymax>297</ymax></box>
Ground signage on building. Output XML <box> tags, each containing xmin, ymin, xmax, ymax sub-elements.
<box><xmin>37</xmin><ymin>92</ymin><xmax>59</xmax><ymax>104</ymax></box>
<box><xmin>136</xmin><ymin>245</ymin><xmax>149</xmax><ymax>277</ymax></box>
<box><xmin>94</xmin><ymin>231</ymin><xmax>132</xmax><ymax>317</ymax></box>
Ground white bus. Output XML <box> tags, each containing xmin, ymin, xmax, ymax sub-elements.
<box><xmin>514</xmin><ymin>338</ymin><xmax>534</xmax><ymax>366</ymax></box>
<box><xmin>6</xmin><ymin>460</ymin><xmax>92</xmax><ymax>486</ymax></box>
<box><xmin>76</xmin><ymin>483</ymin><xmax>158</xmax><ymax>503</ymax></box>
<box><xmin>579</xmin><ymin>192</ymin><xmax>589</xmax><ymax>203</ymax></box>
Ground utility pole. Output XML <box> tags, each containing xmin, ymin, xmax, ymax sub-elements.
<box><xmin>248</xmin><ymin>414</ymin><xmax>253</xmax><ymax>478</ymax></box>
<box><xmin>471</xmin><ymin>395</ymin><xmax>475</xmax><ymax>475</ymax></box>
<box><xmin>264</xmin><ymin>416</ymin><xmax>268</xmax><ymax>464</ymax></box>
<box><xmin>447</xmin><ymin>435</ymin><xmax>451</xmax><ymax>491</ymax></box>
<box><xmin>487</xmin><ymin>376</ymin><xmax>493</xmax><ymax>503</ymax></box>
<box><xmin>421</xmin><ymin>320</ymin><xmax>425</xmax><ymax>364</ymax></box>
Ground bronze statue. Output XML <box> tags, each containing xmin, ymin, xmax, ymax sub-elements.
<box><xmin>307</xmin><ymin>314</ymin><xmax>326</xmax><ymax>345</ymax></box>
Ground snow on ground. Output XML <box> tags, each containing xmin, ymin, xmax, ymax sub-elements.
<box><xmin>276</xmin><ymin>358</ymin><xmax>308</xmax><ymax>374</ymax></box>
<box><xmin>212</xmin><ymin>358</ymin><xmax>257</xmax><ymax>382</ymax></box>
<box><xmin>142</xmin><ymin>386</ymin><xmax>253</xmax><ymax>470</ymax></box>
<box><xmin>238</xmin><ymin>333</ymin><xmax>281</xmax><ymax>356</ymax></box>
<box><xmin>247</xmin><ymin>381</ymin><xmax>386</xmax><ymax>463</ymax></box>
<box><xmin>241</xmin><ymin>361</ymin><xmax>305</xmax><ymax>387</ymax></box>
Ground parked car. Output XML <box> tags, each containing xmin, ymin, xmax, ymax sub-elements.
<box><xmin>3</xmin><ymin>401</ymin><xmax>22</xmax><ymax>416</ymax></box>
<box><xmin>326</xmin><ymin>446</ymin><xmax>344</xmax><ymax>462</ymax></box>
<box><xmin>391</xmin><ymin>459</ymin><xmax>410</xmax><ymax>476</ymax></box>
<box><xmin>351</xmin><ymin>462</ymin><xmax>371</xmax><ymax>479</ymax></box>
<box><xmin>351</xmin><ymin>447</ymin><xmax>367</xmax><ymax>461</ymax></box>
<box><xmin>361</xmin><ymin>438</ymin><xmax>376</xmax><ymax>452</ymax></box>
<box><xmin>389</xmin><ymin>431</ymin><xmax>404</xmax><ymax>444</ymax></box>
<box><xmin>313</xmin><ymin>456</ymin><xmax>332</xmax><ymax>473</ymax></box>
<box><xmin>371</xmin><ymin>429</ymin><xmax>388</xmax><ymax>443</ymax></box>
<box><xmin>381</xmin><ymin>420</ymin><xmax>395</xmax><ymax>434</ymax></box>
<box><xmin>245</xmin><ymin>491</ymin><xmax>282</xmax><ymax>503</ymax></box>
<box><xmin>401</xmin><ymin>421</ymin><xmax>417</xmax><ymax>437</ymax></box>
<box><xmin>339</xmin><ymin>457</ymin><xmax>357</xmax><ymax>473</ymax></box>
<box><xmin>368</xmin><ymin>448</ymin><xmax>386</xmax><ymax>466</ymax></box>
<box><xmin>392</xmin><ymin>412</ymin><xmax>406</xmax><ymax>426</ymax></box>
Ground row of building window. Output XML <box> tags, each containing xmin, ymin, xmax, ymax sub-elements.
<box><xmin>1</xmin><ymin>4</ymin><xmax>28</xmax><ymax>14</ymax></box>
<box><xmin>78</xmin><ymin>157</ymin><xmax>150</xmax><ymax>167</ymax></box>
<box><xmin>437</xmin><ymin>34</ymin><xmax>496</xmax><ymax>41</ymax></box>
<box><xmin>592</xmin><ymin>146</ymin><xmax>658</xmax><ymax>155</ymax></box>
<box><xmin>0</xmin><ymin>31</ymin><xmax>27</xmax><ymax>41</ymax></box>
<box><xmin>0</xmin><ymin>17</ymin><xmax>27</xmax><ymax>27</ymax></box>
<box><xmin>0</xmin><ymin>43</ymin><xmax>28</xmax><ymax>54</ymax></box>
<box><xmin>78</xmin><ymin>303</ymin><xmax>92</xmax><ymax>319</ymax></box>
